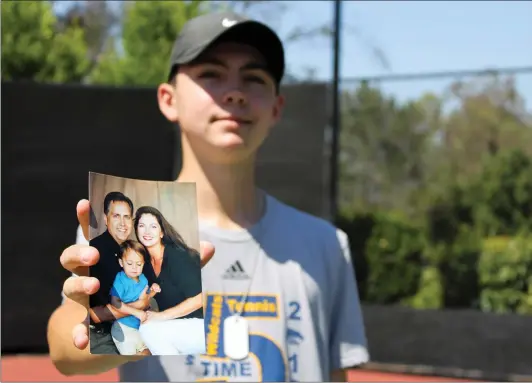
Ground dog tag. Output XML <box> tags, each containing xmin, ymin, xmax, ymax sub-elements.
<box><xmin>223</xmin><ymin>315</ymin><xmax>249</xmax><ymax>360</ymax></box>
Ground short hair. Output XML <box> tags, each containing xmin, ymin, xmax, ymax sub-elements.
<box><xmin>118</xmin><ymin>239</ymin><xmax>149</xmax><ymax>263</ymax></box>
<box><xmin>103</xmin><ymin>191</ymin><xmax>134</xmax><ymax>216</ymax></box>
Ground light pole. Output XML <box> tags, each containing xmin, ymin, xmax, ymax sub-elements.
<box><xmin>330</xmin><ymin>0</ymin><xmax>342</xmax><ymax>220</ymax></box>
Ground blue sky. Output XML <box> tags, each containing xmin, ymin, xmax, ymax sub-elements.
<box><xmin>54</xmin><ymin>1</ymin><xmax>532</xmax><ymax>109</ymax></box>
<box><xmin>264</xmin><ymin>1</ymin><xmax>532</xmax><ymax>109</ymax></box>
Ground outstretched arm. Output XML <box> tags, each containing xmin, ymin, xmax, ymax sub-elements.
<box><xmin>48</xmin><ymin>206</ymin><xmax>215</xmax><ymax>376</ymax></box>
<box><xmin>149</xmin><ymin>293</ymin><xmax>203</xmax><ymax>321</ymax></box>
<box><xmin>110</xmin><ymin>296</ymin><xmax>147</xmax><ymax>321</ymax></box>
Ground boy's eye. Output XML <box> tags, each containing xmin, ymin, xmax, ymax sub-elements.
<box><xmin>245</xmin><ymin>75</ymin><xmax>266</xmax><ymax>84</ymax></box>
<box><xmin>198</xmin><ymin>71</ymin><xmax>220</xmax><ymax>78</ymax></box>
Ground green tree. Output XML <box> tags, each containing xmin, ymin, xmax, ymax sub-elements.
<box><xmin>338</xmin><ymin>74</ymin><xmax>532</xmax><ymax>221</ymax></box>
<box><xmin>475</xmin><ymin>149</ymin><xmax>532</xmax><ymax>236</ymax></box>
<box><xmin>56</xmin><ymin>1</ymin><xmax>123</xmax><ymax>77</ymax></box>
<box><xmin>339</xmin><ymin>82</ymin><xmax>440</xmax><ymax>215</ymax></box>
<box><xmin>89</xmin><ymin>1</ymin><xmax>209</xmax><ymax>86</ymax></box>
<box><xmin>1</xmin><ymin>1</ymin><xmax>89</xmax><ymax>83</ymax></box>
<box><xmin>436</xmin><ymin>75</ymin><xmax>532</xmax><ymax>185</ymax></box>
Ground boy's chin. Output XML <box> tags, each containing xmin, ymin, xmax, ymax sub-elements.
<box><xmin>212</xmin><ymin>135</ymin><xmax>265</xmax><ymax>156</ymax></box>
<box><xmin>214</xmin><ymin>132</ymin><xmax>248</xmax><ymax>148</ymax></box>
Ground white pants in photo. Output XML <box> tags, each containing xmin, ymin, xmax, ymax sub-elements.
<box><xmin>139</xmin><ymin>317</ymin><xmax>206</xmax><ymax>356</ymax></box>
<box><xmin>111</xmin><ymin>320</ymin><xmax>148</xmax><ymax>355</ymax></box>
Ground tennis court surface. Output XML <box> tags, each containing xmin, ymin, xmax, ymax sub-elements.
<box><xmin>1</xmin><ymin>354</ymin><xmax>475</xmax><ymax>382</ymax></box>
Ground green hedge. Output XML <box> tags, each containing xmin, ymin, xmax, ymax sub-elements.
<box><xmin>364</xmin><ymin>213</ymin><xmax>424</xmax><ymax>304</ymax></box>
<box><xmin>337</xmin><ymin>212</ymin><xmax>532</xmax><ymax>314</ymax></box>
<box><xmin>479</xmin><ymin>236</ymin><xmax>532</xmax><ymax>314</ymax></box>
<box><xmin>336</xmin><ymin>150</ymin><xmax>532</xmax><ymax>314</ymax></box>
<box><xmin>336</xmin><ymin>212</ymin><xmax>424</xmax><ymax>305</ymax></box>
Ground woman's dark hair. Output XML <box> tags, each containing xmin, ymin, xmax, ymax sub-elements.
<box><xmin>134</xmin><ymin>206</ymin><xmax>200</xmax><ymax>258</ymax></box>
<box><xmin>118</xmin><ymin>239</ymin><xmax>149</xmax><ymax>263</ymax></box>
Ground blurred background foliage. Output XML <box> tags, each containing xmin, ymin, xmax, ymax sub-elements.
<box><xmin>3</xmin><ymin>0</ymin><xmax>531</xmax><ymax>315</ymax></box>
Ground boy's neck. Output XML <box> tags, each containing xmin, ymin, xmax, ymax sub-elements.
<box><xmin>177</xmin><ymin>141</ymin><xmax>264</xmax><ymax>230</ymax></box>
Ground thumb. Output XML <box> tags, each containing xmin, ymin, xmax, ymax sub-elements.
<box><xmin>77</xmin><ymin>199</ymin><xmax>91</xmax><ymax>241</ymax></box>
<box><xmin>199</xmin><ymin>240</ymin><xmax>215</xmax><ymax>268</ymax></box>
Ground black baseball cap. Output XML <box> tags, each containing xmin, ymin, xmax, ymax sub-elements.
<box><xmin>167</xmin><ymin>12</ymin><xmax>285</xmax><ymax>85</ymax></box>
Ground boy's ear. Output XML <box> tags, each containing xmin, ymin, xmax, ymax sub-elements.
<box><xmin>272</xmin><ymin>93</ymin><xmax>285</xmax><ymax>123</ymax></box>
<box><xmin>118</xmin><ymin>258</ymin><xmax>123</xmax><ymax>268</ymax></box>
<box><xmin>158</xmin><ymin>83</ymin><xmax>179</xmax><ymax>123</ymax></box>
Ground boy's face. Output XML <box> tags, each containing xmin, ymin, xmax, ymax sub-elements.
<box><xmin>119</xmin><ymin>249</ymin><xmax>145</xmax><ymax>279</ymax></box>
<box><xmin>158</xmin><ymin>41</ymin><xmax>285</xmax><ymax>164</ymax></box>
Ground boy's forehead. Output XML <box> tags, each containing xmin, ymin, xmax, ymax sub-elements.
<box><xmin>125</xmin><ymin>249</ymin><xmax>142</xmax><ymax>259</ymax></box>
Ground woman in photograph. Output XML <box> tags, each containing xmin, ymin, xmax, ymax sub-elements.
<box><xmin>133</xmin><ymin>206</ymin><xmax>206</xmax><ymax>356</ymax></box>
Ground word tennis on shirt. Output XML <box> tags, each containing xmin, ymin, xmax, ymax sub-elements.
<box><xmin>205</xmin><ymin>294</ymin><xmax>279</xmax><ymax>356</ymax></box>
<box><xmin>225</xmin><ymin>297</ymin><xmax>277</xmax><ymax>316</ymax></box>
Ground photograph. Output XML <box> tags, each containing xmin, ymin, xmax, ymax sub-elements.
<box><xmin>88</xmin><ymin>172</ymin><xmax>206</xmax><ymax>357</ymax></box>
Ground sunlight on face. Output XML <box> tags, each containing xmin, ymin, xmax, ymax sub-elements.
<box><xmin>160</xmin><ymin>42</ymin><xmax>284</xmax><ymax>164</ymax></box>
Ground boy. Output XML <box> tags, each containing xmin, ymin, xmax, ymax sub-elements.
<box><xmin>108</xmin><ymin>240</ymin><xmax>160</xmax><ymax>356</ymax></box>
<box><xmin>48</xmin><ymin>11</ymin><xmax>369</xmax><ymax>381</ymax></box>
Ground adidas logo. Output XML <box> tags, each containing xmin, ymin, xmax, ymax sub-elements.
<box><xmin>222</xmin><ymin>260</ymin><xmax>250</xmax><ymax>280</ymax></box>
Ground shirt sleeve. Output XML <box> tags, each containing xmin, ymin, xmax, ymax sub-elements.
<box><xmin>328</xmin><ymin>228</ymin><xmax>370</xmax><ymax>371</ymax></box>
<box><xmin>173</xmin><ymin>247</ymin><xmax>203</xmax><ymax>298</ymax></box>
<box><xmin>110</xmin><ymin>274</ymin><xmax>124</xmax><ymax>299</ymax></box>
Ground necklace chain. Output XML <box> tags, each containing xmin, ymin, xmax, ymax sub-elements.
<box><xmin>222</xmin><ymin>192</ymin><xmax>267</xmax><ymax>318</ymax></box>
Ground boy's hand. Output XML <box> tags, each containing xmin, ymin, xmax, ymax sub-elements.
<box><xmin>148</xmin><ymin>283</ymin><xmax>161</xmax><ymax>297</ymax></box>
<box><xmin>145</xmin><ymin>310</ymin><xmax>168</xmax><ymax>322</ymax></box>
<box><xmin>60</xmin><ymin>199</ymin><xmax>216</xmax><ymax>351</ymax></box>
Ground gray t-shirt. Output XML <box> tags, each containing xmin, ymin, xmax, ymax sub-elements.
<box><xmin>75</xmin><ymin>194</ymin><xmax>368</xmax><ymax>381</ymax></box>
